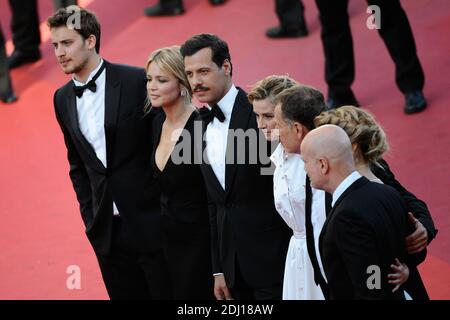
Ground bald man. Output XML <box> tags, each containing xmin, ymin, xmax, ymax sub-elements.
<box><xmin>300</xmin><ymin>125</ymin><xmax>425</xmax><ymax>299</ymax></box>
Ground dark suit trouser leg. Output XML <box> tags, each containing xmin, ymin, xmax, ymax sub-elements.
<box><xmin>0</xmin><ymin>27</ymin><xmax>13</xmax><ymax>97</ymax></box>
<box><xmin>275</xmin><ymin>0</ymin><xmax>306</xmax><ymax>31</ymax></box>
<box><xmin>95</xmin><ymin>217</ymin><xmax>172</xmax><ymax>300</ymax></box>
<box><xmin>367</xmin><ymin>0</ymin><xmax>424</xmax><ymax>93</ymax></box>
<box><xmin>229</xmin><ymin>259</ymin><xmax>282</xmax><ymax>300</ymax></box>
<box><xmin>160</xmin><ymin>0</ymin><xmax>183</xmax><ymax>10</ymax></box>
<box><xmin>315</xmin><ymin>0</ymin><xmax>354</xmax><ymax>98</ymax></box>
<box><xmin>8</xmin><ymin>0</ymin><xmax>41</xmax><ymax>53</ymax></box>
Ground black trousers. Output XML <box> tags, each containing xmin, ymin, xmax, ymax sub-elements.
<box><xmin>0</xmin><ymin>26</ymin><xmax>13</xmax><ymax>96</ymax></box>
<box><xmin>8</xmin><ymin>0</ymin><xmax>41</xmax><ymax>53</ymax></box>
<box><xmin>275</xmin><ymin>0</ymin><xmax>306</xmax><ymax>31</ymax></box>
<box><xmin>315</xmin><ymin>0</ymin><xmax>424</xmax><ymax>97</ymax></box>
<box><xmin>95</xmin><ymin>216</ymin><xmax>172</xmax><ymax>300</ymax></box>
<box><xmin>229</xmin><ymin>260</ymin><xmax>282</xmax><ymax>300</ymax></box>
<box><xmin>162</xmin><ymin>215</ymin><xmax>214</xmax><ymax>300</ymax></box>
<box><xmin>160</xmin><ymin>0</ymin><xmax>182</xmax><ymax>8</ymax></box>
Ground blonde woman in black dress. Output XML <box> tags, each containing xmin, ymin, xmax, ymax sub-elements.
<box><xmin>145</xmin><ymin>46</ymin><xmax>213</xmax><ymax>299</ymax></box>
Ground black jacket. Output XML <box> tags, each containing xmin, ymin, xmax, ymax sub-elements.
<box><xmin>54</xmin><ymin>61</ymin><xmax>161</xmax><ymax>255</ymax></box>
<box><xmin>319</xmin><ymin>177</ymin><xmax>425</xmax><ymax>299</ymax></box>
<box><xmin>306</xmin><ymin>159</ymin><xmax>435</xmax><ymax>299</ymax></box>
<box><xmin>198</xmin><ymin>88</ymin><xmax>291</xmax><ymax>288</ymax></box>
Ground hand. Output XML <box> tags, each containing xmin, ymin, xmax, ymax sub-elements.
<box><xmin>405</xmin><ymin>212</ymin><xmax>428</xmax><ymax>254</ymax></box>
<box><xmin>388</xmin><ymin>258</ymin><xmax>409</xmax><ymax>292</ymax></box>
<box><xmin>214</xmin><ymin>274</ymin><xmax>233</xmax><ymax>300</ymax></box>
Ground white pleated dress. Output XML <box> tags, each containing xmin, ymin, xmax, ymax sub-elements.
<box><xmin>270</xmin><ymin>144</ymin><xmax>325</xmax><ymax>300</ymax></box>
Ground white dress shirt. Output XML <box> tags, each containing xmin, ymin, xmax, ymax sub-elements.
<box><xmin>332</xmin><ymin>171</ymin><xmax>362</xmax><ymax>207</ymax></box>
<box><xmin>205</xmin><ymin>85</ymin><xmax>238</xmax><ymax>190</ymax></box>
<box><xmin>73</xmin><ymin>59</ymin><xmax>119</xmax><ymax>216</ymax></box>
<box><xmin>270</xmin><ymin>143</ymin><xmax>324</xmax><ymax>299</ymax></box>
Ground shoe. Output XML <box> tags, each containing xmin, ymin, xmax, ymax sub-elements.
<box><xmin>144</xmin><ymin>3</ymin><xmax>184</xmax><ymax>16</ymax></box>
<box><xmin>209</xmin><ymin>0</ymin><xmax>226</xmax><ymax>5</ymax></box>
<box><xmin>327</xmin><ymin>91</ymin><xmax>359</xmax><ymax>109</ymax></box>
<box><xmin>404</xmin><ymin>90</ymin><xmax>427</xmax><ymax>114</ymax></box>
<box><xmin>0</xmin><ymin>91</ymin><xmax>18</xmax><ymax>104</ymax></box>
<box><xmin>7</xmin><ymin>49</ymin><xmax>41</xmax><ymax>69</ymax></box>
<box><xmin>266</xmin><ymin>25</ymin><xmax>309</xmax><ymax>39</ymax></box>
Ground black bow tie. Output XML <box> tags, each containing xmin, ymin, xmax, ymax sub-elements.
<box><xmin>199</xmin><ymin>104</ymin><xmax>226</xmax><ymax>124</ymax></box>
<box><xmin>73</xmin><ymin>62</ymin><xmax>105</xmax><ymax>98</ymax></box>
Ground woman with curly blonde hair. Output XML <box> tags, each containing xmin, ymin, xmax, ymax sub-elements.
<box><xmin>314</xmin><ymin>105</ymin><xmax>388</xmax><ymax>182</ymax></box>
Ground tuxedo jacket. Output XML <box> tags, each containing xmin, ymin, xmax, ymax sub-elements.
<box><xmin>198</xmin><ymin>88</ymin><xmax>291</xmax><ymax>288</ymax></box>
<box><xmin>319</xmin><ymin>177</ymin><xmax>425</xmax><ymax>300</ymax></box>
<box><xmin>53</xmin><ymin>61</ymin><xmax>162</xmax><ymax>255</ymax></box>
<box><xmin>305</xmin><ymin>159</ymin><xmax>434</xmax><ymax>299</ymax></box>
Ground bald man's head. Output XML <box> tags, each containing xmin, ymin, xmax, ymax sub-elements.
<box><xmin>301</xmin><ymin>125</ymin><xmax>355</xmax><ymax>193</ymax></box>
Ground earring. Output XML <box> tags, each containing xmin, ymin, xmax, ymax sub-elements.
<box><xmin>180</xmin><ymin>88</ymin><xmax>187</xmax><ymax>97</ymax></box>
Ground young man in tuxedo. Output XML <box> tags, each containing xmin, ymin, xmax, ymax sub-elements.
<box><xmin>181</xmin><ymin>34</ymin><xmax>291</xmax><ymax>300</ymax></box>
<box><xmin>300</xmin><ymin>125</ymin><xmax>425</xmax><ymax>299</ymax></box>
<box><xmin>48</xmin><ymin>6</ymin><xmax>170</xmax><ymax>299</ymax></box>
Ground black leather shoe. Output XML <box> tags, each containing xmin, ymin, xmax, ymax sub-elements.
<box><xmin>7</xmin><ymin>50</ymin><xmax>41</xmax><ymax>69</ymax></box>
<box><xmin>404</xmin><ymin>90</ymin><xmax>427</xmax><ymax>114</ymax></box>
<box><xmin>209</xmin><ymin>0</ymin><xmax>226</xmax><ymax>5</ymax></box>
<box><xmin>327</xmin><ymin>91</ymin><xmax>359</xmax><ymax>110</ymax></box>
<box><xmin>0</xmin><ymin>91</ymin><xmax>18</xmax><ymax>104</ymax></box>
<box><xmin>266</xmin><ymin>25</ymin><xmax>309</xmax><ymax>39</ymax></box>
<box><xmin>144</xmin><ymin>3</ymin><xmax>184</xmax><ymax>16</ymax></box>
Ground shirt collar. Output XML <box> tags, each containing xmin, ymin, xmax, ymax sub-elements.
<box><xmin>211</xmin><ymin>84</ymin><xmax>238</xmax><ymax>119</ymax></box>
<box><xmin>332</xmin><ymin>171</ymin><xmax>362</xmax><ymax>207</ymax></box>
<box><xmin>270</xmin><ymin>143</ymin><xmax>297</xmax><ymax>167</ymax></box>
<box><xmin>73</xmin><ymin>58</ymin><xmax>104</xmax><ymax>86</ymax></box>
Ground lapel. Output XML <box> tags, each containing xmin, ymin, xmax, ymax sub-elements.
<box><xmin>305</xmin><ymin>175</ymin><xmax>321</xmax><ymax>285</ymax></box>
<box><xmin>103</xmin><ymin>60</ymin><xmax>121</xmax><ymax>169</ymax></box>
<box><xmin>318</xmin><ymin>177</ymin><xmax>369</xmax><ymax>255</ymax></box>
<box><xmin>224</xmin><ymin>88</ymin><xmax>252</xmax><ymax>197</ymax></box>
<box><xmin>65</xmin><ymin>84</ymin><xmax>106</xmax><ymax>172</ymax></box>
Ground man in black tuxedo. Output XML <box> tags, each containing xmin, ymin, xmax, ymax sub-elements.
<box><xmin>48</xmin><ymin>6</ymin><xmax>170</xmax><ymax>299</ymax></box>
<box><xmin>303</xmin><ymin>157</ymin><xmax>436</xmax><ymax>300</ymax></box>
<box><xmin>301</xmin><ymin>125</ymin><xmax>424</xmax><ymax>299</ymax></box>
<box><xmin>315</xmin><ymin>0</ymin><xmax>427</xmax><ymax>114</ymax></box>
<box><xmin>181</xmin><ymin>34</ymin><xmax>291</xmax><ymax>300</ymax></box>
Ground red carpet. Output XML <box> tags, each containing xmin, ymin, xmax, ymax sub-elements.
<box><xmin>0</xmin><ymin>0</ymin><xmax>449</xmax><ymax>299</ymax></box>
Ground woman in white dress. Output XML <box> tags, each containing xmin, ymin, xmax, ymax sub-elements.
<box><xmin>248</xmin><ymin>76</ymin><xmax>325</xmax><ymax>299</ymax></box>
